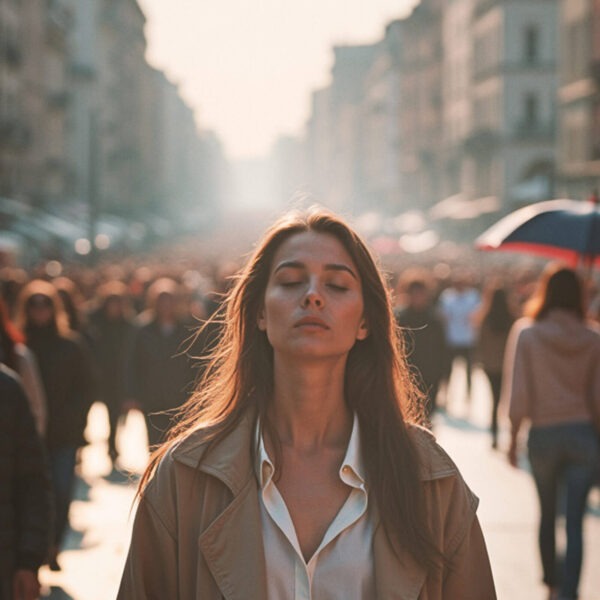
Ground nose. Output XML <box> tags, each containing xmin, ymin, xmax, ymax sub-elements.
<box><xmin>302</xmin><ymin>281</ymin><xmax>323</xmax><ymax>308</ymax></box>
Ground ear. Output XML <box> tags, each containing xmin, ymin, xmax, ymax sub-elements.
<box><xmin>257</xmin><ymin>307</ymin><xmax>266</xmax><ymax>331</ymax></box>
<box><xmin>356</xmin><ymin>317</ymin><xmax>369</xmax><ymax>341</ymax></box>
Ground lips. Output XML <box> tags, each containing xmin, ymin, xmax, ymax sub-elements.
<box><xmin>294</xmin><ymin>316</ymin><xmax>329</xmax><ymax>329</ymax></box>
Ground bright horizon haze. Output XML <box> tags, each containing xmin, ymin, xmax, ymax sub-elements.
<box><xmin>137</xmin><ymin>0</ymin><xmax>417</xmax><ymax>160</ymax></box>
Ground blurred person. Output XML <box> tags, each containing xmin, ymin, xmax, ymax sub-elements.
<box><xmin>0</xmin><ymin>365</ymin><xmax>52</xmax><ymax>600</ymax></box>
<box><xmin>118</xmin><ymin>208</ymin><xmax>496</xmax><ymax>599</ymax></box>
<box><xmin>0</xmin><ymin>297</ymin><xmax>47</xmax><ymax>436</ymax></box>
<box><xmin>504</xmin><ymin>265</ymin><xmax>600</xmax><ymax>600</ymax></box>
<box><xmin>86</xmin><ymin>281</ymin><xmax>137</xmax><ymax>467</ymax></box>
<box><xmin>475</xmin><ymin>281</ymin><xmax>515</xmax><ymax>449</ymax></box>
<box><xmin>15</xmin><ymin>280</ymin><xmax>95</xmax><ymax>571</ymax></box>
<box><xmin>52</xmin><ymin>276</ymin><xmax>88</xmax><ymax>337</ymax></box>
<box><xmin>395</xmin><ymin>270</ymin><xmax>446</xmax><ymax>422</ymax></box>
<box><xmin>438</xmin><ymin>271</ymin><xmax>481</xmax><ymax>404</ymax></box>
<box><xmin>128</xmin><ymin>277</ymin><xmax>196</xmax><ymax>449</ymax></box>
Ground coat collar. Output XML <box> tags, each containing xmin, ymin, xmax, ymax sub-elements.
<box><xmin>171</xmin><ymin>412</ymin><xmax>455</xmax><ymax>600</ymax></box>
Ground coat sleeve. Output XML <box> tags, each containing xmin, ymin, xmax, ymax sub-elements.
<box><xmin>442</xmin><ymin>515</ymin><xmax>496</xmax><ymax>599</ymax></box>
<box><xmin>118</xmin><ymin>450</ymin><xmax>182</xmax><ymax>599</ymax></box>
<box><xmin>117</xmin><ymin>492</ymin><xmax>179</xmax><ymax>599</ymax></box>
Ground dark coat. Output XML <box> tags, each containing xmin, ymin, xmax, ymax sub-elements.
<box><xmin>395</xmin><ymin>306</ymin><xmax>447</xmax><ymax>391</ymax></box>
<box><xmin>87</xmin><ymin>314</ymin><xmax>136</xmax><ymax>409</ymax></box>
<box><xmin>26</xmin><ymin>327</ymin><xmax>95</xmax><ymax>451</ymax></box>
<box><xmin>129</xmin><ymin>319</ymin><xmax>196</xmax><ymax>414</ymax></box>
<box><xmin>0</xmin><ymin>366</ymin><xmax>51</xmax><ymax>586</ymax></box>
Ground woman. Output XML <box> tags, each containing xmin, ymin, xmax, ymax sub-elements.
<box><xmin>118</xmin><ymin>208</ymin><xmax>495</xmax><ymax>599</ymax></box>
<box><xmin>475</xmin><ymin>280</ymin><xmax>515</xmax><ymax>449</ymax></box>
<box><xmin>504</xmin><ymin>265</ymin><xmax>600</xmax><ymax>600</ymax></box>
<box><xmin>15</xmin><ymin>279</ymin><xmax>95</xmax><ymax>571</ymax></box>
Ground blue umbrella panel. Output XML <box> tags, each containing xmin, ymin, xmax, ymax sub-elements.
<box><xmin>475</xmin><ymin>199</ymin><xmax>600</xmax><ymax>269</ymax></box>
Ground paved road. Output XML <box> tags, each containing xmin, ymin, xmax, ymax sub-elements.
<box><xmin>39</xmin><ymin>364</ymin><xmax>600</xmax><ymax>599</ymax></box>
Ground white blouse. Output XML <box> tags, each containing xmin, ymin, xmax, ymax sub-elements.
<box><xmin>256</xmin><ymin>414</ymin><xmax>375</xmax><ymax>600</ymax></box>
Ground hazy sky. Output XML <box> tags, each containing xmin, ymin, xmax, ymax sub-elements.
<box><xmin>137</xmin><ymin>0</ymin><xmax>417</xmax><ymax>160</ymax></box>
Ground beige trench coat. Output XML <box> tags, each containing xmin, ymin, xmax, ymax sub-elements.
<box><xmin>118</xmin><ymin>412</ymin><xmax>496</xmax><ymax>599</ymax></box>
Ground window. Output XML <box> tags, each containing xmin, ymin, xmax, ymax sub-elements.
<box><xmin>524</xmin><ymin>25</ymin><xmax>540</xmax><ymax>64</ymax></box>
<box><xmin>524</xmin><ymin>93</ymin><xmax>539</xmax><ymax>127</ymax></box>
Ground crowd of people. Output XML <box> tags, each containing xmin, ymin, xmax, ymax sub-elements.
<box><xmin>0</xmin><ymin>208</ymin><xmax>599</xmax><ymax>600</ymax></box>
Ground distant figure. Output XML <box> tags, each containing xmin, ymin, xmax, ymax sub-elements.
<box><xmin>129</xmin><ymin>277</ymin><xmax>195</xmax><ymax>449</ymax></box>
<box><xmin>87</xmin><ymin>281</ymin><xmax>137</xmax><ymax>466</ymax></box>
<box><xmin>475</xmin><ymin>281</ymin><xmax>515</xmax><ymax>449</ymax></box>
<box><xmin>395</xmin><ymin>271</ymin><xmax>446</xmax><ymax>421</ymax></box>
<box><xmin>0</xmin><ymin>297</ymin><xmax>47</xmax><ymax>437</ymax></box>
<box><xmin>438</xmin><ymin>272</ymin><xmax>480</xmax><ymax>404</ymax></box>
<box><xmin>15</xmin><ymin>280</ymin><xmax>95</xmax><ymax>571</ymax></box>
<box><xmin>0</xmin><ymin>365</ymin><xmax>52</xmax><ymax>600</ymax></box>
<box><xmin>504</xmin><ymin>265</ymin><xmax>600</xmax><ymax>600</ymax></box>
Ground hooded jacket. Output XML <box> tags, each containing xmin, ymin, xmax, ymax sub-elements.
<box><xmin>504</xmin><ymin>309</ymin><xmax>600</xmax><ymax>428</ymax></box>
<box><xmin>118</xmin><ymin>412</ymin><xmax>496</xmax><ymax>599</ymax></box>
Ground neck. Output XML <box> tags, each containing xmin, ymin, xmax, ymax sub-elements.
<box><xmin>268</xmin><ymin>356</ymin><xmax>351</xmax><ymax>451</ymax></box>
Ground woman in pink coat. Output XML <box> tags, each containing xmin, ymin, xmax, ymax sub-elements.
<box><xmin>504</xmin><ymin>264</ymin><xmax>600</xmax><ymax>600</ymax></box>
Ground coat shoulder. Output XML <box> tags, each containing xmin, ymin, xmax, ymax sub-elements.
<box><xmin>407</xmin><ymin>424</ymin><xmax>460</xmax><ymax>481</ymax></box>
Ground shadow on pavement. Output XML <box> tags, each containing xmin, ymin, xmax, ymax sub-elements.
<box><xmin>103</xmin><ymin>467</ymin><xmax>140</xmax><ymax>486</ymax></box>
<box><xmin>43</xmin><ymin>586</ymin><xmax>75</xmax><ymax>600</ymax></box>
<box><xmin>435</xmin><ymin>408</ymin><xmax>489</xmax><ymax>434</ymax></box>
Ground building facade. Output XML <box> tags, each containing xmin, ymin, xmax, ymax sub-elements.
<box><xmin>556</xmin><ymin>0</ymin><xmax>600</xmax><ymax>199</ymax></box>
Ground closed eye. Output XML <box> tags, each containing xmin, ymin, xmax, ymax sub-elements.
<box><xmin>327</xmin><ymin>283</ymin><xmax>348</xmax><ymax>292</ymax></box>
<box><xmin>280</xmin><ymin>281</ymin><xmax>302</xmax><ymax>287</ymax></box>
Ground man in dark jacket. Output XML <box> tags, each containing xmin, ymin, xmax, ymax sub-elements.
<box><xmin>395</xmin><ymin>274</ymin><xmax>446</xmax><ymax>421</ymax></box>
<box><xmin>0</xmin><ymin>365</ymin><xmax>52</xmax><ymax>600</ymax></box>
<box><xmin>128</xmin><ymin>278</ymin><xmax>196</xmax><ymax>448</ymax></box>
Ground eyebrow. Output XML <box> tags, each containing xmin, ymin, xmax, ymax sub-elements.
<box><xmin>274</xmin><ymin>260</ymin><xmax>358</xmax><ymax>280</ymax></box>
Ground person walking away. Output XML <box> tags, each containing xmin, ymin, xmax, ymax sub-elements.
<box><xmin>86</xmin><ymin>281</ymin><xmax>137</xmax><ymax>467</ymax></box>
<box><xmin>128</xmin><ymin>277</ymin><xmax>196</xmax><ymax>449</ymax></box>
<box><xmin>0</xmin><ymin>365</ymin><xmax>52</xmax><ymax>600</ymax></box>
<box><xmin>395</xmin><ymin>271</ymin><xmax>446</xmax><ymax>422</ymax></box>
<box><xmin>504</xmin><ymin>264</ymin><xmax>600</xmax><ymax>600</ymax></box>
<box><xmin>14</xmin><ymin>280</ymin><xmax>95</xmax><ymax>571</ymax></box>
<box><xmin>118</xmin><ymin>207</ymin><xmax>496</xmax><ymax>599</ymax></box>
<box><xmin>438</xmin><ymin>271</ymin><xmax>480</xmax><ymax>405</ymax></box>
<box><xmin>475</xmin><ymin>281</ymin><xmax>515</xmax><ymax>449</ymax></box>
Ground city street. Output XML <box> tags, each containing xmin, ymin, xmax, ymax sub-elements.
<box><xmin>39</xmin><ymin>363</ymin><xmax>600</xmax><ymax>600</ymax></box>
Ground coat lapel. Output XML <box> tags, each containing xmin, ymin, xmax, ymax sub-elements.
<box><xmin>179</xmin><ymin>411</ymin><xmax>267</xmax><ymax>600</ymax></box>
<box><xmin>198</xmin><ymin>474</ymin><xmax>268</xmax><ymax>600</ymax></box>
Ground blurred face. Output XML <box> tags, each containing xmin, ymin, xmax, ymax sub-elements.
<box><xmin>155</xmin><ymin>292</ymin><xmax>176</xmax><ymax>322</ymax></box>
<box><xmin>105</xmin><ymin>296</ymin><xmax>124</xmax><ymax>320</ymax></box>
<box><xmin>257</xmin><ymin>230</ymin><xmax>368</xmax><ymax>362</ymax></box>
<box><xmin>27</xmin><ymin>294</ymin><xmax>54</xmax><ymax>327</ymax></box>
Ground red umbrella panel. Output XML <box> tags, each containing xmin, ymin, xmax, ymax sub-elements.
<box><xmin>475</xmin><ymin>198</ymin><xmax>600</xmax><ymax>269</ymax></box>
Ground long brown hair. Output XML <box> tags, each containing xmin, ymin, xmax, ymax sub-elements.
<box><xmin>525</xmin><ymin>264</ymin><xmax>585</xmax><ymax>321</ymax></box>
<box><xmin>140</xmin><ymin>207</ymin><xmax>440</xmax><ymax>571</ymax></box>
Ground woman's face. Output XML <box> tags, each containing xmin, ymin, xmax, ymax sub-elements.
<box><xmin>27</xmin><ymin>294</ymin><xmax>54</xmax><ymax>327</ymax></box>
<box><xmin>258</xmin><ymin>230</ymin><xmax>368</xmax><ymax>362</ymax></box>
